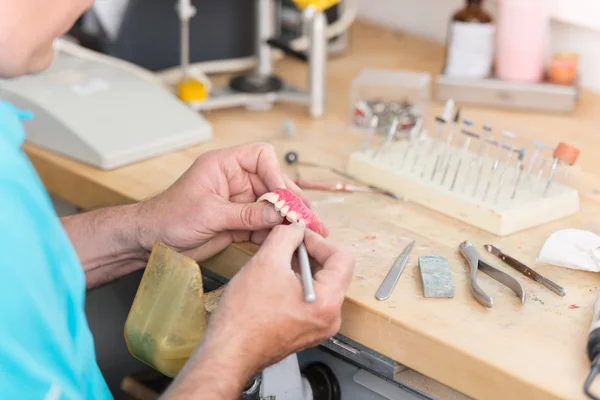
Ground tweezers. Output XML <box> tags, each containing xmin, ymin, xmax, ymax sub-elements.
<box><xmin>484</xmin><ymin>244</ymin><xmax>566</xmax><ymax>297</ymax></box>
<box><xmin>459</xmin><ymin>241</ymin><xmax>525</xmax><ymax>308</ymax></box>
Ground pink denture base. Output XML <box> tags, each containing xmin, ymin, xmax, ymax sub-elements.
<box><xmin>258</xmin><ymin>188</ymin><xmax>324</xmax><ymax>235</ymax></box>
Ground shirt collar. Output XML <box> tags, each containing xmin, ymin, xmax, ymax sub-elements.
<box><xmin>0</xmin><ymin>100</ymin><xmax>33</xmax><ymax>148</ymax></box>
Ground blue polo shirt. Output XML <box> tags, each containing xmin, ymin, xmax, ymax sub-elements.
<box><xmin>0</xmin><ymin>100</ymin><xmax>111</xmax><ymax>399</ymax></box>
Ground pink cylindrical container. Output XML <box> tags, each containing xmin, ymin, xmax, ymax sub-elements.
<box><xmin>495</xmin><ymin>0</ymin><xmax>549</xmax><ymax>83</ymax></box>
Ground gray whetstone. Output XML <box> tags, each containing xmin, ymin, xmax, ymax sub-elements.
<box><xmin>419</xmin><ymin>256</ymin><xmax>455</xmax><ymax>298</ymax></box>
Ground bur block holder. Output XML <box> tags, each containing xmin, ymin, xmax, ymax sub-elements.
<box><xmin>346</xmin><ymin>139</ymin><xmax>579</xmax><ymax>236</ymax></box>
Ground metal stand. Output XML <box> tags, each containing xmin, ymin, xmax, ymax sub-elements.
<box><xmin>187</xmin><ymin>0</ymin><xmax>328</xmax><ymax>117</ymax></box>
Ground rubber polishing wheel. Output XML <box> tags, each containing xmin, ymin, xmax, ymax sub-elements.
<box><xmin>229</xmin><ymin>74</ymin><xmax>283</xmax><ymax>93</ymax></box>
<box><xmin>301</xmin><ymin>362</ymin><xmax>341</xmax><ymax>400</ymax></box>
<box><xmin>554</xmin><ymin>142</ymin><xmax>580</xmax><ymax>165</ymax></box>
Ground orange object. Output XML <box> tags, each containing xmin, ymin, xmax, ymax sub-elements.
<box><xmin>549</xmin><ymin>53</ymin><xmax>579</xmax><ymax>85</ymax></box>
<box><xmin>553</xmin><ymin>142</ymin><xmax>580</xmax><ymax>165</ymax></box>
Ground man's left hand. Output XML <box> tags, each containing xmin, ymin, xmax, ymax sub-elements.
<box><xmin>135</xmin><ymin>143</ymin><xmax>327</xmax><ymax>261</ymax></box>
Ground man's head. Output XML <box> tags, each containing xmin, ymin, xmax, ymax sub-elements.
<box><xmin>0</xmin><ymin>0</ymin><xmax>93</xmax><ymax>78</ymax></box>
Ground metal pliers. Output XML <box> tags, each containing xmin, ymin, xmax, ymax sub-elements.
<box><xmin>459</xmin><ymin>241</ymin><xmax>525</xmax><ymax>308</ymax></box>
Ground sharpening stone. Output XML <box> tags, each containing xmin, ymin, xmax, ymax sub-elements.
<box><xmin>418</xmin><ymin>256</ymin><xmax>454</xmax><ymax>298</ymax></box>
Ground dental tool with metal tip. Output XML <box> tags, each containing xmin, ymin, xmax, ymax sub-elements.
<box><xmin>428</xmin><ymin>99</ymin><xmax>455</xmax><ymax>156</ymax></box>
<box><xmin>450</xmin><ymin>129</ymin><xmax>478</xmax><ymax>191</ymax></box>
<box><xmin>484</xmin><ymin>244</ymin><xmax>566</xmax><ymax>296</ymax></box>
<box><xmin>297</xmin><ymin>242</ymin><xmax>316</xmax><ymax>303</ymax></box>
<box><xmin>494</xmin><ymin>147</ymin><xmax>523</xmax><ymax>204</ymax></box>
<box><xmin>511</xmin><ymin>151</ymin><xmax>525</xmax><ymax>200</ymax></box>
<box><xmin>430</xmin><ymin>109</ymin><xmax>461</xmax><ymax>179</ymax></box>
<box><xmin>442</xmin><ymin>119</ymin><xmax>472</xmax><ymax>185</ymax></box>
<box><xmin>526</xmin><ymin>141</ymin><xmax>549</xmax><ymax>181</ymax></box>
<box><xmin>400</xmin><ymin>117</ymin><xmax>423</xmax><ymax>168</ymax></box>
<box><xmin>544</xmin><ymin>142</ymin><xmax>581</xmax><ymax>197</ymax></box>
<box><xmin>471</xmin><ymin>124</ymin><xmax>493</xmax><ymax>196</ymax></box>
<box><xmin>376</xmin><ymin>240</ymin><xmax>415</xmax><ymax>301</ymax></box>
<box><xmin>435</xmin><ymin>110</ymin><xmax>461</xmax><ymax>179</ymax></box>
<box><xmin>373</xmin><ymin>117</ymin><xmax>399</xmax><ymax>158</ymax></box>
<box><xmin>489</xmin><ymin>131</ymin><xmax>517</xmax><ymax>203</ymax></box>
<box><xmin>411</xmin><ymin>129</ymin><xmax>429</xmax><ymax>173</ymax></box>
<box><xmin>362</xmin><ymin>115</ymin><xmax>379</xmax><ymax>152</ymax></box>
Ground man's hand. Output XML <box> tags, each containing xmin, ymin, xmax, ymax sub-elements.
<box><xmin>137</xmin><ymin>143</ymin><xmax>327</xmax><ymax>261</ymax></box>
<box><xmin>162</xmin><ymin>224</ymin><xmax>355</xmax><ymax>399</ymax></box>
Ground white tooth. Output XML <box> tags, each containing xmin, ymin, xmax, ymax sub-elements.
<box><xmin>258</xmin><ymin>192</ymin><xmax>278</xmax><ymax>203</ymax></box>
<box><xmin>286</xmin><ymin>211</ymin><xmax>299</xmax><ymax>223</ymax></box>
<box><xmin>280</xmin><ymin>205</ymin><xmax>290</xmax><ymax>215</ymax></box>
<box><xmin>274</xmin><ymin>200</ymin><xmax>285</xmax><ymax>210</ymax></box>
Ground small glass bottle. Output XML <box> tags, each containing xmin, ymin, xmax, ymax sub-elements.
<box><xmin>444</xmin><ymin>0</ymin><xmax>495</xmax><ymax>79</ymax></box>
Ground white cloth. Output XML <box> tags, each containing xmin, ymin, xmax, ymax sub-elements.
<box><xmin>537</xmin><ymin>229</ymin><xmax>600</xmax><ymax>272</ymax></box>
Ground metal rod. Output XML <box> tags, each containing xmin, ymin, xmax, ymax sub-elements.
<box><xmin>297</xmin><ymin>242</ymin><xmax>316</xmax><ymax>303</ymax></box>
<box><xmin>483</xmin><ymin>159</ymin><xmax>500</xmax><ymax>202</ymax></box>
<box><xmin>512</xmin><ymin>164</ymin><xmax>524</xmax><ymax>200</ymax></box>
<box><xmin>256</xmin><ymin>0</ymin><xmax>273</xmax><ymax>76</ymax></box>
<box><xmin>450</xmin><ymin>130</ymin><xmax>477</xmax><ymax>191</ymax></box>
<box><xmin>362</xmin><ymin>116</ymin><xmax>379</xmax><ymax>152</ymax></box>
<box><xmin>307</xmin><ymin>7</ymin><xmax>327</xmax><ymax>117</ymax></box>
<box><xmin>544</xmin><ymin>157</ymin><xmax>560</xmax><ymax>197</ymax></box>
<box><xmin>373</xmin><ymin>118</ymin><xmax>399</xmax><ymax>158</ymax></box>
<box><xmin>464</xmin><ymin>125</ymin><xmax>491</xmax><ymax>193</ymax></box>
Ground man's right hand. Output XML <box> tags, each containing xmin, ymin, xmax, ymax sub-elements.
<box><xmin>162</xmin><ymin>223</ymin><xmax>355</xmax><ymax>399</ymax></box>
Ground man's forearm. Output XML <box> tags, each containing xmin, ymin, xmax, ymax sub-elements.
<box><xmin>161</xmin><ymin>339</ymin><xmax>256</xmax><ymax>400</ymax></box>
<box><xmin>61</xmin><ymin>203</ymin><xmax>151</xmax><ymax>288</ymax></box>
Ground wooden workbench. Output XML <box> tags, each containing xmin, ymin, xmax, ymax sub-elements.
<box><xmin>25</xmin><ymin>22</ymin><xmax>600</xmax><ymax>400</ymax></box>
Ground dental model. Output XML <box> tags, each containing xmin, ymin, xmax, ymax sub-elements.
<box><xmin>258</xmin><ymin>189</ymin><xmax>324</xmax><ymax>235</ymax></box>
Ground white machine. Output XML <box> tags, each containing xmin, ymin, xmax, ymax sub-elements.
<box><xmin>0</xmin><ymin>40</ymin><xmax>212</xmax><ymax>170</ymax></box>
<box><xmin>172</xmin><ymin>0</ymin><xmax>357</xmax><ymax>118</ymax></box>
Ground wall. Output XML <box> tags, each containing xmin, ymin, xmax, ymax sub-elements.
<box><xmin>356</xmin><ymin>0</ymin><xmax>600</xmax><ymax>93</ymax></box>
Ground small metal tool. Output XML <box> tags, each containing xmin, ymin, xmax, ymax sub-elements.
<box><xmin>459</xmin><ymin>240</ymin><xmax>525</xmax><ymax>308</ymax></box>
<box><xmin>526</xmin><ymin>141</ymin><xmax>550</xmax><ymax>180</ymax></box>
<box><xmin>471</xmin><ymin>125</ymin><xmax>493</xmax><ymax>196</ymax></box>
<box><xmin>376</xmin><ymin>240</ymin><xmax>415</xmax><ymax>301</ymax></box>
<box><xmin>584</xmin><ymin>292</ymin><xmax>600</xmax><ymax>400</ymax></box>
<box><xmin>411</xmin><ymin>129</ymin><xmax>429</xmax><ymax>173</ymax></box>
<box><xmin>494</xmin><ymin>147</ymin><xmax>523</xmax><ymax>204</ymax></box>
<box><xmin>297</xmin><ymin>242</ymin><xmax>316</xmax><ymax>303</ymax></box>
<box><xmin>373</xmin><ymin>118</ymin><xmax>399</xmax><ymax>158</ymax></box>
<box><xmin>429</xmin><ymin>109</ymin><xmax>460</xmax><ymax>174</ymax></box>
<box><xmin>427</xmin><ymin>99</ymin><xmax>454</xmax><ymax>148</ymax></box>
<box><xmin>544</xmin><ymin>142</ymin><xmax>581</xmax><ymax>196</ymax></box>
<box><xmin>450</xmin><ymin>129</ymin><xmax>478</xmax><ymax>191</ymax></box>
<box><xmin>511</xmin><ymin>151</ymin><xmax>525</xmax><ymax>200</ymax></box>
<box><xmin>292</xmin><ymin>178</ymin><xmax>382</xmax><ymax>194</ymax></box>
<box><xmin>284</xmin><ymin>151</ymin><xmax>401</xmax><ymax>199</ymax></box>
<box><xmin>482</xmin><ymin>157</ymin><xmax>500</xmax><ymax>202</ymax></box>
<box><xmin>441</xmin><ymin>119</ymin><xmax>471</xmax><ymax>185</ymax></box>
<box><xmin>400</xmin><ymin>117</ymin><xmax>423</xmax><ymax>167</ymax></box>
<box><xmin>483</xmin><ymin>244</ymin><xmax>566</xmax><ymax>296</ymax></box>
<box><xmin>511</xmin><ymin>165</ymin><xmax>524</xmax><ymax>200</ymax></box>
<box><xmin>362</xmin><ymin>115</ymin><xmax>380</xmax><ymax>152</ymax></box>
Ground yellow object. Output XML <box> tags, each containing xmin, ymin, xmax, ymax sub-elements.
<box><xmin>124</xmin><ymin>242</ymin><xmax>208</xmax><ymax>378</ymax></box>
<box><xmin>293</xmin><ymin>0</ymin><xmax>339</xmax><ymax>12</ymax></box>
<box><xmin>177</xmin><ymin>78</ymin><xmax>207</xmax><ymax>102</ymax></box>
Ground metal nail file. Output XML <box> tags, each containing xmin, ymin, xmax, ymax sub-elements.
<box><xmin>376</xmin><ymin>240</ymin><xmax>415</xmax><ymax>301</ymax></box>
<box><xmin>484</xmin><ymin>244</ymin><xmax>566</xmax><ymax>296</ymax></box>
